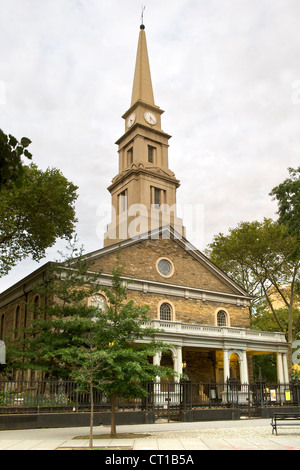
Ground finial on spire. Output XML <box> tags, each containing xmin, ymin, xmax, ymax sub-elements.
<box><xmin>140</xmin><ymin>5</ymin><xmax>146</xmax><ymax>29</ymax></box>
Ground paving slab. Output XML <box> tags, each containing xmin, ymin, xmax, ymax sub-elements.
<box><xmin>220</xmin><ymin>438</ymin><xmax>261</xmax><ymax>450</ymax></box>
<box><xmin>30</xmin><ymin>440</ymin><xmax>65</xmax><ymax>450</ymax></box>
<box><xmin>199</xmin><ymin>438</ymin><xmax>235</xmax><ymax>450</ymax></box>
<box><xmin>245</xmin><ymin>437</ymin><xmax>295</xmax><ymax>450</ymax></box>
<box><xmin>59</xmin><ymin>439</ymin><xmax>90</xmax><ymax>448</ymax></box>
<box><xmin>109</xmin><ymin>439</ymin><xmax>135</xmax><ymax>448</ymax></box>
<box><xmin>133</xmin><ymin>439</ymin><xmax>158</xmax><ymax>450</ymax></box>
<box><xmin>157</xmin><ymin>439</ymin><xmax>185</xmax><ymax>450</ymax></box>
<box><xmin>180</xmin><ymin>438</ymin><xmax>210</xmax><ymax>450</ymax></box>
<box><xmin>0</xmin><ymin>440</ymin><xmax>22</xmax><ymax>450</ymax></box>
<box><xmin>268</xmin><ymin>437</ymin><xmax>300</xmax><ymax>450</ymax></box>
<box><xmin>1</xmin><ymin>439</ymin><xmax>48</xmax><ymax>450</ymax></box>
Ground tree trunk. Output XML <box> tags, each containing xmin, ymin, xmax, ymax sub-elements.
<box><xmin>89</xmin><ymin>380</ymin><xmax>94</xmax><ymax>449</ymax></box>
<box><xmin>110</xmin><ymin>393</ymin><xmax>117</xmax><ymax>438</ymax></box>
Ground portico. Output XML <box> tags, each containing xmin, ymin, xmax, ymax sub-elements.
<box><xmin>148</xmin><ymin>319</ymin><xmax>288</xmax><ymax>385</ymax></box>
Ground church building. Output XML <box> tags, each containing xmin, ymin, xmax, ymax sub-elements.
<box><xmin>0</xmin><ymin>24</ymin><xmax>289</xmax><ymax>388</ymax></box>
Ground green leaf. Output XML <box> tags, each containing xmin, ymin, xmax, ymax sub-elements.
<box><xmin>20</xmin><ymin>137</ymin><xmax>32</xmax><ymax>148</ymax></box>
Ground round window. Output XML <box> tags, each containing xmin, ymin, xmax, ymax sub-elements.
<box><xmin>156</xmin><ymin>258</ymin><xmax>174</xmax><ymax>278</ymax></box>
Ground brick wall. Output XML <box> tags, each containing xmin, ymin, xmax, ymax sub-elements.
<box><xmin>89</xmin><ymin>237</ymin><xmax>250</xmax><ymax>328</ymax></box>
<box><xmin>90</xmin><ymin>238</ymin><xmax>237</xmax><ymax>294</ymax></box>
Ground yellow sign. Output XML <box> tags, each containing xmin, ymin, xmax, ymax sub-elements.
<box><xmin>285</xmin><ymin>390</ymin><xmax>291</xmax><ymax>401</ymax></box>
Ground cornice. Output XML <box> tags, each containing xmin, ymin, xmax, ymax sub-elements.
<box><xmin>115</xmin><ymin>122</ymin><xmax>171</xmax><ymax>146</ymax></box>
<box><xmin>122</xmin><ymin>100</ymin><xmax>164</xmax><ymax>119</ymax></box>
<box><xmin>90</xmin><ymin>271</ymin><xmax>252</xmax><ymax>306</ymax></box>
<box><xmin>107</xmin><ymin>164</ymin><xmax>180</xmax><ymax>192</ymax></box>
<box><xmin>0</xmin><ymin>262</ymin><xmax>54</xmax><ymax>308</ymax></box>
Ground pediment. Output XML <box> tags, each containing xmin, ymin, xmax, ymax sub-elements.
<box><xmin>85</xmin><ymin>226</ymin><xmax>251</xmax><ymax>299</ymax></box>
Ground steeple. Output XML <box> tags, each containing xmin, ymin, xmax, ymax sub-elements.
<box><xmin>131</xmin><ymin>25</ymin><xmax>155</xmax><ymax>107</ymax></box>
<box><xmin>104</xmin><ymin>24</ymin><xmax>185</xmax><ymax>247</ymax></box>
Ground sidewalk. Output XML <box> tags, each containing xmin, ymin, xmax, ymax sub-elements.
<box><xmin>0</xmin><ymin>419</ymin><xmax>300</xmax><ymax>450</ymax></box>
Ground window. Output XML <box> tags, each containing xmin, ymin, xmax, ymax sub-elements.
<box><xmin>151</xmin><ymin>187</ymin><xmax>166</xmax><ymax>209</ymax></box>
<box><xmin>90</xmin><ymin>294</ymin><xmax>106</xmax><ymax>311</ymax></box>
<box><xmin>160</xmin><ymin>302</ymin><xmax>172</xmax><ymax>321</ymax></box>
<box><xmin>217</xmin><ymin>310</ymin><xmax>227</xmax><ymax>327</ymax></box>
<box><xmin>148</xmin><ymin>145</ymin><xmax>155</xmax><ymax>163</ymax></box>
<box><xmin>118</xmin><ymin>190</ymin><xmax>127</xmax><ymax>213</ymax></box>
<box><xmin>156</xmin><ymin>257</ymin><xmax>174</xmax><ymax>278</ymax></box>
<box><xmin>158</xmin><ymin>259</ymin><xmax>171</xmax><ymax>276</ymax></box>
<box><xmin>154</xmin><ymin>188</ymin><xmax>160</xmax><ymax>208</ymax></box>
<box><xmin>127</xmin><ymin>147</ymin><xmax>133</xmax><ymax>165</ymax></box>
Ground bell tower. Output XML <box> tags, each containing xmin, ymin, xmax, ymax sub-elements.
<box><xmin>104</xmin><ymin>24</ymin><xmax>185</xmax><ymax>246</ymax></box>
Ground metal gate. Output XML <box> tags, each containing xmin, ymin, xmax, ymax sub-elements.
<box><xmin>146</xmin><ymin>382</ymin><xmax>182</xmax><ymax>421</ymax></box>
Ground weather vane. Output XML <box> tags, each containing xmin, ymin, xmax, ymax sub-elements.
<box><xmin>141</xmin><ymin>5</ymin><xmax>146</xmax><ymax>27</ymax></box>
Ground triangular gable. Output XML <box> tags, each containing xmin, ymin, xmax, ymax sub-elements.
<box><xmin>83</xmin><ymin>225</ymin><xmax>252</xmax><ymax>299</ymax></box>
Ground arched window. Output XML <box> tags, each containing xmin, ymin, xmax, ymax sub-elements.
<box><xmin>160</xmin><ymin>302</ymin><xmax>172</xmax><ymax>321</ymax></box>
<box><xmin>90</xmin><ymin>294</ymin><xmax>106</xmax><ymax>311</ymax></box>
<box><xmin>217</xmin><ymin>310</ymin><xmax>227</xmax><ymax>327</ymax></box>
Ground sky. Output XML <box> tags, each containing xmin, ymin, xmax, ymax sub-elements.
<box><xmin>0</xmin><ymin>0</ymin><xmax>300</xmax><ymax>292</ymax></box>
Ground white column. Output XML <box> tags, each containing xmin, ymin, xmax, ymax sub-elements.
<box><xmin>223</xmin><ymin>349</ymin><xmax>230</xmax><ymax>382</ymax></box>
<box><xmin>282</xmin><ymin>353</ymin><xmax>289</xmax><ymax>384</ymax></box>
<box><xmin>277</xmin><ymin>352</ymin><xmax>284</xmax><ymax>384</ymax></box>
<box><xmin>240</xmin><ymin>350</ymin><xmax>249</xmax><ymax>384</ymax></box>
<box><xmin>175</xmin><ymin>346</ymin><xmax>183</xmax><ymax>381</ymax></box>
<box><xmin>153</xmin><ymin>352</ymin><xmax>161</xmax><ymax>366</ymax></box>
<box><xmin>153</xmin><ymin>352</ymin><xmax>162</xmax><ymax>382</ymax></box>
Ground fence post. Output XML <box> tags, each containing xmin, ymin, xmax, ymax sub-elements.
<box><xmin>75</xmin><ymin>388</ymin><xmax>79</xmax><ymax>412</ymax></box>
<box><xmin>247</xmin><ymin>383</ymin><xmax>251</xmax><ymax>418</ymax></box>
<box><xmin>37</xmin><ymin>379</ymin><xmax>40</xmax><ymax>414</ymax></box>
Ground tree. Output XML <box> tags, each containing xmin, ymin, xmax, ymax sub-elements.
<box><xmin>0</xmin><ymin>163</ymin><xmax>78</xmax><ymax>276</ymax></box>
<box><xmin>0</xmin><ymin>128</ymin><xmax>32</xmax><ymax>190</ymax></box>
<box><xmin>6</xmin><ymin>242</ymin><xmax>108</xmax><ymax>448</ymax></box>
<box><xmin>92</xmin><ymin>263</ymin><xmax>175</xmax><ymax>438</ymax></box>
<box><xmin>7</xmin><ymin>246</ymin><xmax>174</xmax><ymax>446</ymax></box>
<box><xmin>270</xmin><ymin>166</ymin><xmax>300</xmax><ymax>243</ymax></box>
<box><xmin>6</xmin><ymin>241</ymin><xmax>101</xmax><ymax>379</ymax></box>
<box><xmin>206</xmin><ymin>218</ymin><xmax>300</xmax><ymax>374</ymax></box>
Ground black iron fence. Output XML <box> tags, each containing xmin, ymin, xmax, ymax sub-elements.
<box><xmin>0</xmin><ymin>379</ymin><xmax>299</xmax><ymax>415</ymax></box>
<box><xmin>145</xmin><ymin>380</ymin><xmax>300</xmax><ymax>413</ymax></box>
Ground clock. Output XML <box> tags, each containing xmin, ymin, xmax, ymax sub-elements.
<box><xmin>144</xmin><ymin>111</ymin><xmax>157</xmax><ymax>126</ymax></box>
<box><xmin>127</xmin><ymin>113</ymin><xmax>136</xmax><ymax>128</ymax></box>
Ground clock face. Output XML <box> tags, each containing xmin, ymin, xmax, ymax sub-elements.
<box><xmin>127</xmin><ymin>113</ymin><xmax>136</xmax><ymax>128</ymax></box>
<box><xmin>144</xmin><ymin>111</ymin><xmax>157</xmax><ymax>126</ymax></box>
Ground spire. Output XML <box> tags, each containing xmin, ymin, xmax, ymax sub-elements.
<box><xmin>131</xmin><ymin>25</ymin><xmax>155</xmax><ymax>107</ymax></box>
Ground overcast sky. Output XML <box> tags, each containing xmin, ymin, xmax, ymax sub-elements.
<box><xmin>1</xmin><ymin>0</ymin><xmax>300</xmax><ymax>292</ymax></box>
